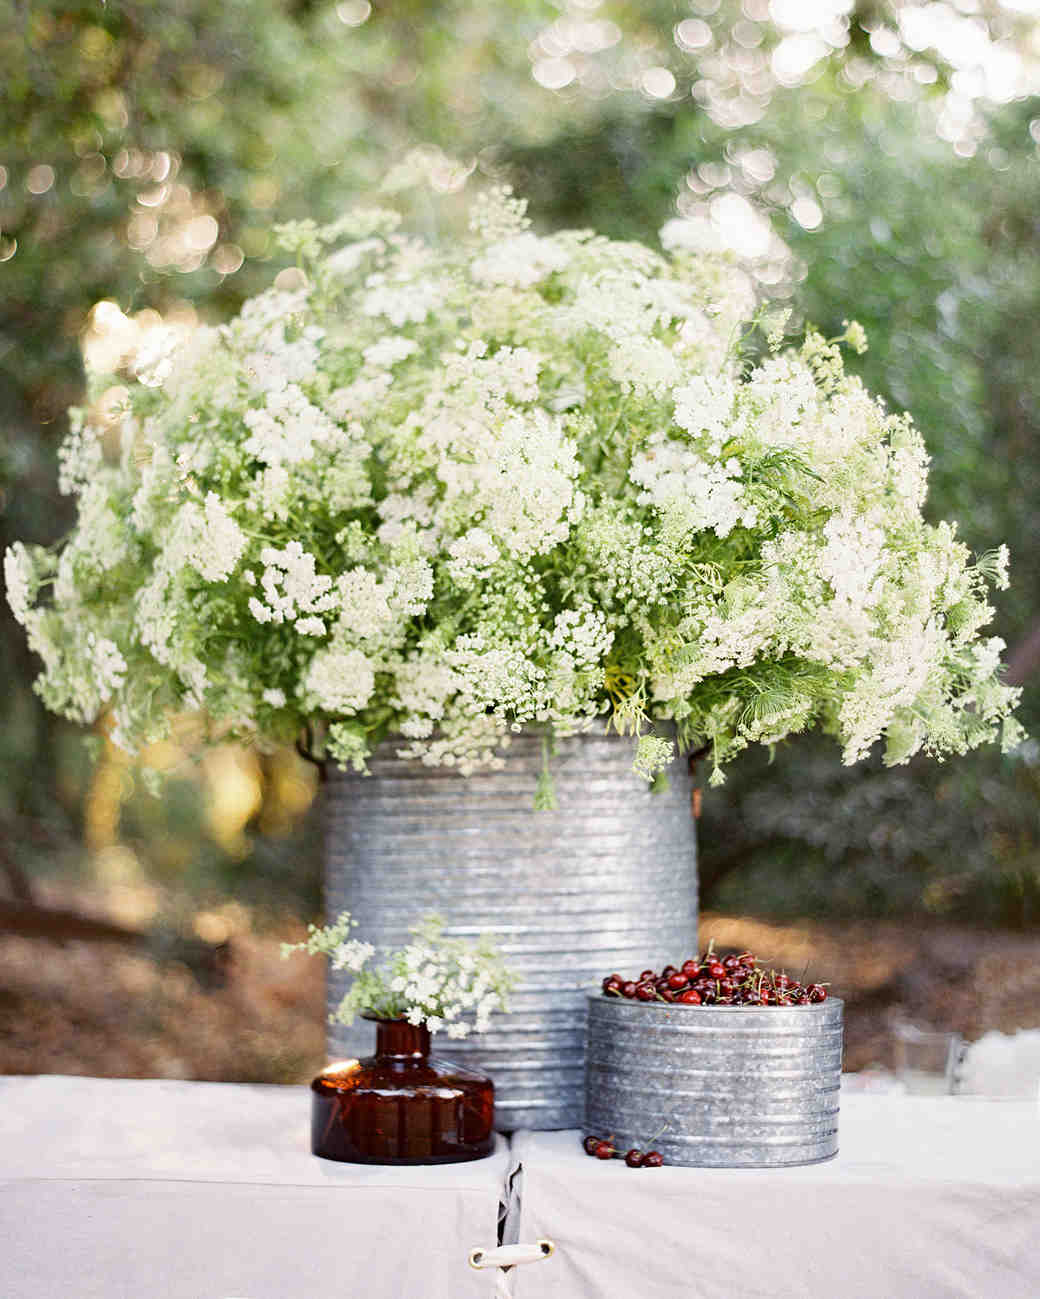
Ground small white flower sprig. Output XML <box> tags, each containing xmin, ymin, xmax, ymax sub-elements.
<box><xmin>282</xmin><ymin>911</ymin><xmax>513</xmax><ymax>1039</ymax></box>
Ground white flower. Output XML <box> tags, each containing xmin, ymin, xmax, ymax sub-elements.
<box><xmin>249</xmin><ymin>542</ymin><xmax>337</xmax><ymax>626</ymax></box>
<box><xmin>471</xmin><ymin>232</ymin><xmax>571</xmax><ymax>289</ymax></box>
<box><xmin>3</xmin><ymin>543</ymin><xmax>33</xmax><ymax>625</ymax></box>
<box><xmin>672</xmin><ymin>375</ymin><xmax>736</xmax><ymax>447</ymax></box>
<box><xmin>331</xmin><ymin>939</ymin><xmax>375</xmax><ymax>973</ymax></box>
<box><xmin>361</xmin><ymin>275</ymin><xmax>443</xmax><ymax>326</ymax></box>
<box><xmin>633</xmin><ymin>734</ymin><xmax>675</xmax><ymax>781</ymax></box>
<box><xmin>325</xmin><ymin>238</ymin><xmax>383</xmax><ymax>278</ymax></box>
<box><xmin>172</xmin><ymin>492</ymin><xmax>246</xmax><ymax>583</ymax></box>
<box><xmin>630</xmin><ymin>437</ymin><xmax>756</xmax><ymax>539</ymax></box>
<box><xmin>88</xmin><ymin>634</ymin><xmax>128</xmax><ymax>698</ymax></box>
<box><xmin>303</xmin><ymin>648</ymin><xmax>375</xmax><ymax>715</ymax></box>
<box><xmin>133</xmin><ymin>325</ymin><xmax>187</xmax><ymax>388</ymax></box>
<box><xmin>446</xmin><ymin>528</ymin><xmax>499</xmax><ymax>585</ymax></box>
<box><xmin>363</xmin><ymin>336</ymin><xmax>419</xmax><ymax>369</ymax></box>
<box><xmin>243</xmin><ymin>383</ymin><xmax>338</xmax><ymax>467</ymax></box>
<box><xmin>608</xmin><ymin>338</ymin><xmax>679</xmax><ymax>398</ymax></box>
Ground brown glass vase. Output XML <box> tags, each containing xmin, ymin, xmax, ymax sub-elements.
<box><xmin>311</xmin><ymin>1018</ymin><xmax>495</xmax><ymax>1164</ymax></box>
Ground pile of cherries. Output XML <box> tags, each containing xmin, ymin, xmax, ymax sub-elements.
<box><xmin>583</xmin><ymin>1135</ymin><xmax>663</xmax><ymax>1168</ymax></box>
<box><xmin>601</xmin><ymin>944</ymin><xmax>828</xmax><ymax>1007</ymax></box>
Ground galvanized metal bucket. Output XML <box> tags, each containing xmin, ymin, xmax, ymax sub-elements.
<box><xmin>325</xmin><ymin>729</ymin><xmax>698</xmax><ymax>1131</ymax></box>
<box><xmin>585</xmin><ymin>994</ymin><xmax>843</xmax><ymax>1166</ymax></box>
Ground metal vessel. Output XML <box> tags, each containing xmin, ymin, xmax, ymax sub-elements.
<box><xmin>325</xmin><ymin>729</ymin><xmax>698</xmax><ymax>1130</ymax></box>
<box><xmin>585</xmin><ymin>993</ymin><xmax>843</xmax><ymax>1166</ymax></box>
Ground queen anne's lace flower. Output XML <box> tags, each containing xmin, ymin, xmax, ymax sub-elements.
<box><xmin>3</xmin><ymin>543</ymin><xmax>33</xmax><ymax>626</ymax></box>
<box><xmin>5</xmin><ymin>187</ymin><xmax>1021</xmax><ymax>780</ymax></box>
<box><xmin>284</xmin><ymin>911</ymin><xmax>512</xmax><ymax>1039</ymax></box>
<box><xmin>302</xmin><ymin>648</ymin><xmax>375</xmax><ymax>715</ymax></box>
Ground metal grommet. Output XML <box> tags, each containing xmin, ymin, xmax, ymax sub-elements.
<box><xmin>538</xmin><ymin>1239</ymin><xmax>555</xmax><ymax>1258</ymax></box>
<box><xmin>468</xmin><ymin>1249</ymin><xmax>484</xmax><ymax>1270</ymax></box>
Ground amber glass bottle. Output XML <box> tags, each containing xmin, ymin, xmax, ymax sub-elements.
<box><xmin>310</xmin><ymin>1018</ymin><xmax>495</xmax><ymax>1164</ymax></box>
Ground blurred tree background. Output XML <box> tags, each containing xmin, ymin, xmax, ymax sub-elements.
<box><xmin>2</xmin><ymin>0</ymin><xmax>1040</xmax><ymax>1075</ymax></box>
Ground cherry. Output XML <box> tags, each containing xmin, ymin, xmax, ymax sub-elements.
<box><xmin>583</xmin><ymin>1135</ymin><xmax>600</xmax><ymax>1156</ymax></box>
<box><xmin>598</xmin><ymin>947</ymin><xmax>832</xmax><ymax>1015</ymax></box>
<box><xmin>594</xmin><ymin>1141</ymin><xmax>615</xmax><ymax>1160</ymax></box>
<box><xmin>624</xmin><ymin>1149</ymin><xmax>644</xmax><ymax>1168</ymax></box>
<box><xmin>642</xmin><ymin>1151</ymin><xmax>664</xmax><ymax>1167</ymax></box>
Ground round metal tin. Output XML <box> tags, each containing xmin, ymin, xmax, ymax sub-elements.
<box><xmin>585</xmin><ymin>993</ymin><xmax>843</xmax><ymax>1166</ymax></box>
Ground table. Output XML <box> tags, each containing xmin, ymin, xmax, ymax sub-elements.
<box><xmin>505</xmin><ymin>1096</ymin><xmax>1040</xmax><ymax>1299</ymax></box>
<box><xmin>0</xmin><ymin>1075</ymin><xmax>508</xmax><ymax>1299</ymax></box>
<box><xmin>3</xmin><ymin>1079</ymin><xmax>1038</xmax><ymax>1299</ymax></box>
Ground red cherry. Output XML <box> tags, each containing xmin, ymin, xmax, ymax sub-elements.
<box><xmin>602</xmin><ymin>976</ymin><xmax>622</xmax><ymax>995</ymax></box>
<box><xmin>678</xmin><ymin>988</ymin><xmax>702</xmax><ymax>1004</ymax></box>
<box><xmin>809</xmin><ymin>985</ymin><xmax>828</xmax><ymax>1002</ymax></box>
<box><xmin>774</xmin><ymin>973</ymin><xmax>793</xmax><ymax>989</ymax></box>
<box><xmin>658</xmin><ymin>988</ymin><xmax>676</xmax><ymax>1002</ymax></box>
<box><xmin>722</xmin><ymin>954</ymin><xmax>742</xmax><ymax>971</ymax></box>
<box><xmin>624</xmin><ymin>1149</ymin><xmax>644</xmax><ymax>1168</ymax></box>
<box><xmin>583</xmin><ymin>1135</ymin><xmax>600</xmax><ymax>1156</ymax></box>
<box><xmin>681</xmin><ymin>960</ymin><xmax>699</xmax><ymax>977</ymax></box>
<box><xmin>621</xmin><ymin>982</ymin><xmax>638</xmax><ymax>999</ymax></box>
<box><xmin>661</xmin><ymin>965</ymin><xmax>678</xmax><ymax>978</ymax></box>
<box><xmin>667</xmin><ymin>972</ymin><xmax>689</xmax><ymax>990</ymax></box>
<box><xmin>707</xmin><ymin>962</ymin><xmax>726</xmax><ymax>979</ymax></box>
<box><xmin>635</xmin><ymin>983</ymin><xmax>656</xmax><ymax>1002</ymax></box>
<box><xmin>594</xmin><ymin>1141</ymin><xmax>615</xmax><ymax>1160</ymax></box>
<box><xmin>642</xmin><ymin>1151</ymin><xmax>664</xmax><ymax>1167</ymax></box>
<box><xmin>639</xmin><ymin>970</ymin><xmax>656</xmax><ymax>982</ymax></box>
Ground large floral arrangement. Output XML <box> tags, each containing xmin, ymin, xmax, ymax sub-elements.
<box><xmin>4</xmin><ymin>188</ymin><xmax>1022</xmax><ymax>785</ymax></box>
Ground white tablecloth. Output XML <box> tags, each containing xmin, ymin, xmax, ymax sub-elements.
<box><xmin>506</xmin><ymin>1096</ymin><xmax>1040</xmax><ymax>1299</ymax></box>
<box><xmin>0</xmin><ymin>1075</ymin><xmax>507</xmax><ymax>1299</ymax></box>
<box><xmin>3</xmin><ymin>1078</ymin><xmax>1039</xmax><ymax>1299</ymax></box>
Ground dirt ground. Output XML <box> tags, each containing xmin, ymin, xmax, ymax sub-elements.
<box><xmin>2</xmin><ymin>883</ymin><xmax>1039</xmax><ymax>1083</ymax></box>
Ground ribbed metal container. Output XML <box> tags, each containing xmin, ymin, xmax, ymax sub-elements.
<box><xmin>585</xmin><ymin>994</ymin><xmax>843</xmax><ymax>1166</ymax></box>
<box><xmin>325</xmin><ymin>730</ymin><xmax>698</xmax><ymax>1131</ymax></box>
